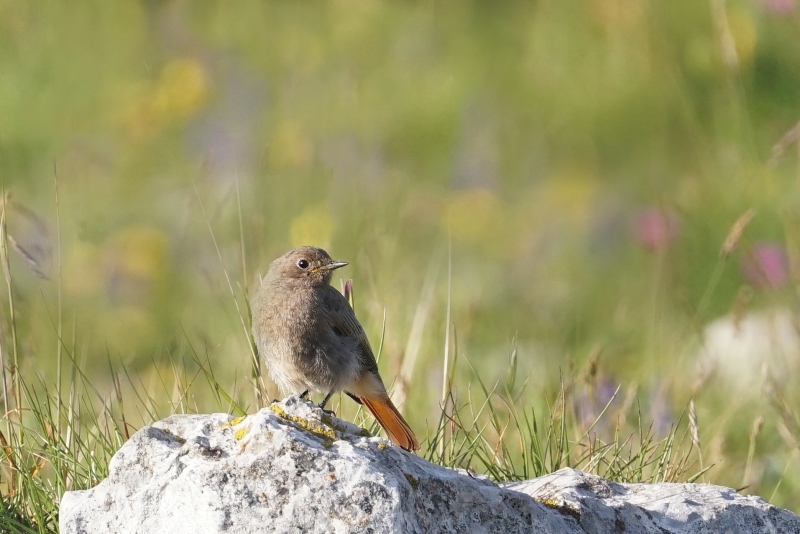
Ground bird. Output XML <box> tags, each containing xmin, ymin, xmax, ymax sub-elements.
<box><xmin>251</xmin><ymin>245</ymin><xmax>420</xmax><ymax>451</ymax></box>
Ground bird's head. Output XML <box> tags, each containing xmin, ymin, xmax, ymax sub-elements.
<box><xmin>268</xmin><ymin>246</ymin><xmax>348</xmax><ymax>287</ymax></box>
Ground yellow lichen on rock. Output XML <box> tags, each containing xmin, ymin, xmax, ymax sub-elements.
<box><xmin>219</xmin><ymin>415</ymin><xmax>248</xmax><ymax>430</ymax></box>
<box><xmin>535</xmin><ymin>497</ymin><xmax>580</xmax><ymax>519</ymax></box>
<box><xmin>320</xmin><ymin>414</ymin><xmax>347</xmax><ymax>433</ymax></box>
<box><xmin>269</xmin><ymin>405</ymin><xmax>337</xmax><ymax>441</ymax></box>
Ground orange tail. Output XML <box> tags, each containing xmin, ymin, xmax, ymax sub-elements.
<box><xmin>361</xmin><ymin>396</ymin><xmax>420</xmax><ymax>452</ymax></box>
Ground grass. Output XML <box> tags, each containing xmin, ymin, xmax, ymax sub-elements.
<box><xmin>0</xmin><ymin>191</ymin><xmax>795</xmax><ymax>530</ymax></box>
<box><xmin>0</xmin><ymin>196</ymin><xmax>744</xmax><ymax>532</ymax></box>
<box><xmin>0</xmin><ymin>316</ymin><xmax>713</xmax><ymax>534</ymax></box>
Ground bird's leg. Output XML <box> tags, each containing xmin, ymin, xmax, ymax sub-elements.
<box><xmin>345</xmin><ymin>391</ymin><xmax>362</xmax><ymax>405</ymax></box>
<box><xmin>299</xmin><ymin>390</ymin><xmax>310</xmax><ymax>400</ymax></box>
<box><xmin>318</xmin><ymin>389</ymin><xmax>336</xmax><ymax>416</ymax></box>
<box><xmin>318</xmin><ymin>390</ymin><xmax>335</xmax><ymax>409</ymax></box>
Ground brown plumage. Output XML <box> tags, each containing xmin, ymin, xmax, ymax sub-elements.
<box><xmin>251</xmin><ymin>246</ymin><xmax>420</xmax><ymax>451</ymax></box>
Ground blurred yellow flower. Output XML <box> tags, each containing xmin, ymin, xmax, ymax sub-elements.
<box><xmin>537</xmin><ymin>172</ymin><xmax>598</xmax><ymax>227</ymax></box>
<box><xmin>105</xmin><ymin>225</ymin><xmax>169</xmax><ymax>282</ymax></box>
<box><xmin>153</xmin><ymin>58</ymin><xmax>210</xmax><ymax>121</ymax></box>
<box><xmin>728</xmin><ymin>8</ymin><xmax>758</xmax><ymax>64</ymax></box>
<box><xmin>118</xmin><ymin>58</ymin><xmax>209</xmax><ymax>140</ymax></box>
<box><xmin>442</xmin><ymin>188</ymin><xmax>504</xmax><ymax>250</ymax></box>
<box><xmin>290</xmin><ymin>205</ymin><xmax>334</xmax><ymax>249</ymax></box>
<box><xmin>65</xmin><ymin>226</ymin><xmax>169</xmax><ymax>302</ymax></box>
<box><xmin>268</xmin><ymin>122</ymin><xmax>313</xmax><ymax>170</ymax></box>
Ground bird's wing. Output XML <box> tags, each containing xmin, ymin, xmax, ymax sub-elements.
<box><xmin>321</xmin><ymin>285</ymin><xmax>381</xmax><ymax>377</ymax></box>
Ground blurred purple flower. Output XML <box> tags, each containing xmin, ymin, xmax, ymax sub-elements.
<box><xmin>649</xmin><ymin>387</ymin><xmax>672</xmax><ymax>437</ymax></box>
<box><xmin>760</xmin><ymin>0</ymin><xmax>795</xmax><ymax>16</ymax></box>
<box><xmin>596</xmin><ymin>379</ymin><xmax>618</xmax><ymax>408</ymax></box>
<box><xmin>634</xmin><ymin>207</ymin><xmax>679</xmax><ymax>250</ymax></box>
<box><xmin>575</xmin><ymin>377</ymin><xmax>619</xmax><ymax>429</ymax></box>
<box><xmin>741</xmin><ymin>242</ymin><xmax>790</xmax><ymax>289</ymax></box>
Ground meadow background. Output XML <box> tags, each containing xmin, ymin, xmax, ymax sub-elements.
<box><xmin>1</xmin><ymin>0</ymin><xmax>800</xmax><ymax>528</ymax></box>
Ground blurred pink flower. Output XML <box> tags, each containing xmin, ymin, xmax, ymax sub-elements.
<box><xmin>760</xmin><ymin>0</ymin><xmax>795</xmax><ymax>16</ymax></box>
<box><xmin>634</xmin><ymin>207</ymin><xmax>679</xmax><ymax>250</ymax></box>
<box><xmin>741</xmin><ymin>242</ymin><xmax>790</xmax><ymax>289</ymax></box>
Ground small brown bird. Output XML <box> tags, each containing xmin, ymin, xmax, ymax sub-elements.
<box><xmin>251</xmin><ymin>246</ymin><xmax>420</xmax><ymax>451</ymax></box>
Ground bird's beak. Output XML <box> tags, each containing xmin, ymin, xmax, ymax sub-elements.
<box><xmin>324</xmin><ymin>261</ymin><xmax>348</xmax><ymax>271</ymax></box>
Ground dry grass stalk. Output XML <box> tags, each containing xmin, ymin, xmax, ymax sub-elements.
<box><xmin>342</xmin><ymin>279</ymin><xmax>354</xmax><ymax>308</ymax></box>
<box><xmin>0</xmin><ymin>427</ymin><xmax>18</xmax><ymax>471</ymax></box>
<box><xmin>742</xmin><ymin>415</ymin><xmax>764</xmax><ymax>488</ymax></box>
<box><xmin>583</xmin><ymin>346</ymin><xmax>602</xmax><ymax>386</ymax></box>
<box><xmin>394</xmin><ymin>253</ymin><xmax>440</xmax><ymax>409</ymax></box>
<box><xmin>709</xmin><ymin>0</ymin><xmax>739</xmax><ymax>70</ymax></box>
<box><xmin>688</xmin><ymin>398</ymin><xmax>700</xmax><ymax>450</ymax></box>
<box><xmin>720</xmin><ymin>209</ymin><xmax>755</xmax><ymax>258</ymax></box>
<box><xmin>0</xmin><ymin>191</ymin><xmax>52</xmax><ymax>279</ymax></box>
<box><xmin>6</xmin><ymin>234</ymin><xmax>48</xmax><ymax>280</ymax></box>
<box><xmin>769</xmin><ymin>119</ymin><xmax>800</xmax><ymax>168</ymax></box>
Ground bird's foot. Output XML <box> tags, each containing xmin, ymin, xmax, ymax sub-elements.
<box><xmin>318</xmin><ymin>405</ymin><xmax>336</xmax><ymax>417</ymax></box>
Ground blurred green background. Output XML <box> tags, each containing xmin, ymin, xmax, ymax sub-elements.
<box><xmin>2</xmin><ymin>0</ymin><xmax>800</xmax><ymax>509</ymax></box>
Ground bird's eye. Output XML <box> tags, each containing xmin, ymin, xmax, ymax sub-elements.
<box><xmin>297</xmin><ymin>259</ymin><xmax>310</xmax><ymax>269</ymax></box>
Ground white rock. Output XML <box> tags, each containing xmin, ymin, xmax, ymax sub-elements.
<box><xmin>511</xmin><ymin>471</ymin><xmax>798</xmax><ymax>533</ymax></box>
<box><xmin>60</xmin><ymin>396</ymin><xmax>800</xmax><ymax>534</ymax></box>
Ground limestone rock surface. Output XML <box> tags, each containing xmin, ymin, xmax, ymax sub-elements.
<box><xmin>60</xmin><ymin>396</ymin><xmax>800</xmax><ymax>534</ymax></box>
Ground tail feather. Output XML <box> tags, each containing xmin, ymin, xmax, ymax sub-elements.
<box><xmin>361</xmin><ymin>397</ymin><xmax>420</xmax><ymax>452</ymax></box>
